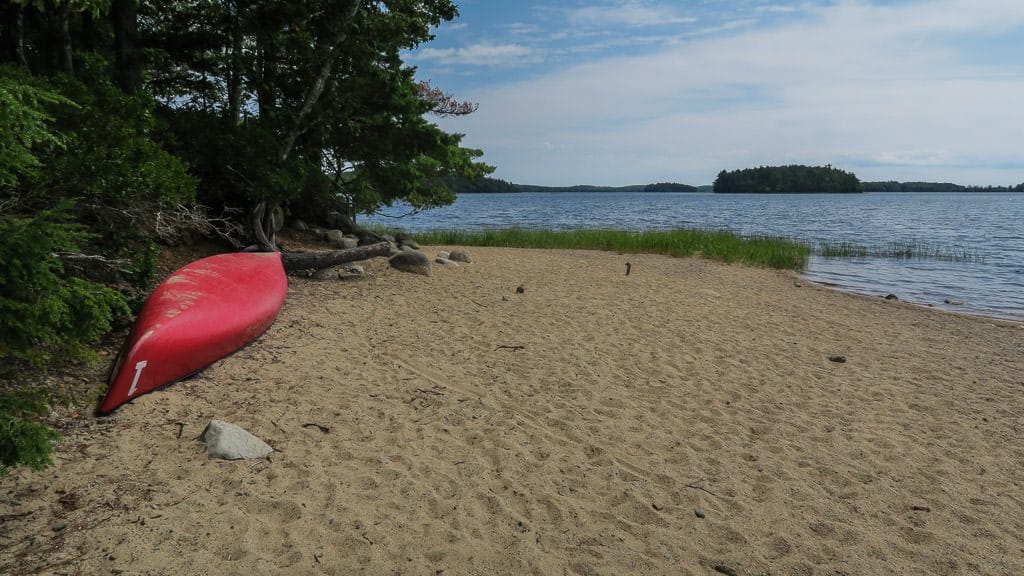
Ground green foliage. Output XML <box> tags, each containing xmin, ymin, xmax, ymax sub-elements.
<box><xmin>714</xmin><ymin>165</ymin><xmax>862</xmax><ymax>194</ymax></box>
<box><xmin>0</xmin><ymin>388</ymin><xmax>61</xmax><ymax>476</ymax></box>
<box><xmin>38</xmin><ymin>58</ymin><xmax>197</xmax><ymax>229</ymax></box>
<box><xmin>0</xmin><ymin>207</ymin><xmax>131</xmax><ymax>371</ymax></box>
<box><xmin>0</xmin><ymin>70</ymin><xmax>72</xmax><ymax>189</ymax></box>
<box><xmin>157</xmin><ymin>109</ymin><xmax>305</xmax><ymax>208</ymax></box>
<box><xmin>12</xmin><ymin>0</ymin><xmax>111</xmax><ymax>18</ymax></box>
<box><xmin>142</xmin><ymin>0</ymin><xmax>489</xmax><ymax>217</ymax></box>
<box><xmin>412</xmin><ymin>228</ymin><xmax>811</xmax><ymax>270</ymax></box>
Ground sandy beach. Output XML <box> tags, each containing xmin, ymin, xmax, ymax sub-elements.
<box><xmin>1</xmin><ymin>245</ymin><xmax>1022</xmax><ymax>575</ymax></box>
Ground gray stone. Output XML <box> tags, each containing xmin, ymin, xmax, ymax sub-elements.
<box><xmin>399</xmin><ymin>238</ymin><xmax>420</xmax><ymax>250</ymax></box>
<box><xmin>326</xmin><ymin>230</ymin><xmax>357</xmax><ymax>249</ymax></box>
<box><xmin>310</xmin><ymin>267</ymin><xmax>338</xmax><ymax>280</ymax></box>
<box><xmin>435</xmin><ymin>257</ymin><xmax>459</xmax><ymax>267</ymax></box>
<box><xmin>382</xmin><ymin>234</ymin><xmax>396</xmax><ymax>243</ymax></box>
<box><xmin>695</xmin><ymin>507</ymin><xmax>706</xmax><ymax>518</ymax></box>
<box><xmin>201</xmin><ymin>420</ymin><xmax>273</xmax><ymax>460</ymax></box>
<box><xmin>291</xmin><ymin>218</ymin><xmax>310</xmax><ymax>231</ymax></box>
<box><xmin>449</xmin><ymin>249</ymin><xmax>473</xmax><ymax>263</ymax></box>
<box><xmin>343</xmin><ymin>263</ymin><xmax>365</xmax><ymax>275</ymax></box>
<box><xmin>389</xmin><ymin>251</ymin><xmax>432</xmax><ymax>276</ymax></box>
<box><xmin>437</xmin><ymin>251</ymin><xmax>450</xmax><ymax>259</ymax></box>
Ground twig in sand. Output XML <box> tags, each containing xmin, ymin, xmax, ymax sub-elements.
<box><xmin>495</xmin><ymin>345</ymin><xmax>526</xmax><ymax>351</ymax></box>
<box><xmin>685</xmin><ymin>482</ymin><xmax>720</xmax><ymax>498</ymax></box>
<box><xmin>0</xmin><ymin>512</ymin><xmax>33</xmax><ymax>522</ymax></box>
<box><xmin>302</xmin><ymin>423</ymin><xmax>331</xmax><ymax>433</ymax></box>
<box><xmin>415</xmin><ymin>387</ymin><xmax>445</xmax><ymax>395</ymax></box>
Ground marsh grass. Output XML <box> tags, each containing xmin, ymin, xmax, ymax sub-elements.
<box><xmin>817</xmin><ymin>239</ymin><xmax>984</xmax><ymax>262</ymax></box>
<box><xmin>408</xmin><ymin>228</ymin><xmax>812</xmax><ymax>270</ymax></box>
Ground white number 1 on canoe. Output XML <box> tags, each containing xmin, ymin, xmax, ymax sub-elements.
<box><xmin>127</xmin><ymin>360</ymin><xmax>148</xmax><ymax>396</ymax></box>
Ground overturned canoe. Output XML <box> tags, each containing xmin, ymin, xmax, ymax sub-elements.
<box><xmin>98</xmin><ymin>252</ymin><xmax>287</xmax><ymax>414</ymax></box>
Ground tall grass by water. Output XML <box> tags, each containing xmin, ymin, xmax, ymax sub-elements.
<box><xmin>816</xmin><ymin>239</ymin><xmax>984</xmax><ymax>262</ymax></box>
<box><xmin>411</xmin><ymin>228</ymin><xmax>811</xmax><ymax>270</ymax></box>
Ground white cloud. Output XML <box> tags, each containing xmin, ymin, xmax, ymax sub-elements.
<box><xmin>566</xmin><ymin>1</ymin><xmax>698</xmax><ymax>28</ymax></box>
<box><xmin>438</xmin><ymin>0</ymin><xmax>1024</xmax><ymax>185</ymax></box>
<box><xmin>413</xmin><ymin>43</ymin><xmax>543</xmax><ymax>67</ymax></box>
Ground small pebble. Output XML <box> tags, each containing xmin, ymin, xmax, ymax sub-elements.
<box><xmin>884</xmin><ymin>293</ymin><xmax>899</xmax><ymax>300</ymax></box>
<box><xmin>713</xmin><ymin>564</ymin><xmax>738</xmax><ymax>576</ymax></box>
<box><xmin>51</xmin><ymin>521</ymin><xmax>67</xmax><ymax>532</ymax></box>
<box><xmin>516</xmin><ymin>285</ymin><xmax>525</xmax><ymax>294</ymax></box>
<box><xmin>828</xmin><ymin>355</ymin><xmax>846</xmax><ymax>363</ymax></box>
<box><xmin>695</xmin><ymin>507</ymin><xmax>706</xmax><ymax>518</ymax></box>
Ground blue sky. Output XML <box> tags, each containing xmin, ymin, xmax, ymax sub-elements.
<box><xmin>405</xmin><ymin>0</ymin><xmax>1024</xmax><ymax>186</ymax></box>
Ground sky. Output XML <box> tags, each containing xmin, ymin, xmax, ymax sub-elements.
<box><xmin>404</xmin><ymin>0</ymin><xmax>1024</xmax><ymax>187</ymax></box>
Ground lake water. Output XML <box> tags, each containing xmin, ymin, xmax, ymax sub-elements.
<box><xmin>363</xmin><ymin>192</ymin><xmax>1024</xmax><ymax>321</ymax></box>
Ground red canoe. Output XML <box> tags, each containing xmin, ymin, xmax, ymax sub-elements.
<box><xmin>98</xmin><ymin>252</ymin><xmax>287</xmax><ymax>414</ymax></box>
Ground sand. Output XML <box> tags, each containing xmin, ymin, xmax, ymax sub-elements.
<box><xmin>1</xmin><ymin>246</ymin><xmax>1022</xmax><ymax>575</ymax></box>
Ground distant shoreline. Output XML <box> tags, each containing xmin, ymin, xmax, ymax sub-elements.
<box><xmin>456</xmin><ymin>188</ymin><xmax>1024</xmax><ymax>194</ymax></box>
<box><xmin>453</xmin><ymin>177</ymin><xmax>1023</xmax><ymax>194</ymax></box>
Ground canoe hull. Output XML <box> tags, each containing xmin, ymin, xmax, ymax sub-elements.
<box><xmin>98</xmin><ymin>252</ymin><xmax>287</xmax><ymax>414</ymax></box>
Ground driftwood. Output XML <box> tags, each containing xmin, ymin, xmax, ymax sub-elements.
<box><xmin>280</xmin><ymin>242</ymin><xmax>389</xmax><ymax>272</ymax></box>
<box><xmin>250</xmin><ymin>201</ymin><xmax>390</xmax><ymax>272</ymax></box>
<box><xmin>252</xmin><ymin>201</ymin><xmax>280</xmax><ymax>252</ymax></box>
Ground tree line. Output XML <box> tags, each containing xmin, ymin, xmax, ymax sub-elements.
<box><xmin>444</xmin><ymin>176</ymin><xmax>698</xmax><ymax>193</ymax></box>
<box><xmin>713</xmin><ymin>165</ymin><xmax>862</xmax><ymax>194</ymax></box>
<box><xmin>863</xmin><ymin>181</ymin><xmax>1024</xmax><ymax>192</ymax></box>
<box><xmin>0</xmin><ymin>0</ymin><xmax>491</xmax><ymax>473</ymax></box>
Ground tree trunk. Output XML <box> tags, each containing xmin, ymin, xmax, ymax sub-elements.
<box><xmin>58</xmin><ymin>7</ymin><xmax>73</xmax><ymax>74</ymax></box>
<box><xmin>226</xmin><ymin>1</ymin><xmax>244</xmax><ymax>124</ymax></box>
<box><xmin>251</xmin><ymin>201</ymin><xmax>279</xmax><ymax>252</ymax></box>
<box><xmin>3</xmin><ymin>5</ymin><xmax>27</xmax><ymax>66</ymax></box>
<box><xmin>112</xmin><ymin>0</ymin><xmax>141</xmax><ymax>94</ymax></box>
<box><xmin>280</xmin><ymin>242</ymin><xmax>390</xmax><ymax>272</ymax></box>
<box><xmin>255</xmin><ymin>28</ymin><xmax>274</xmax><ymax>119</ymax></box>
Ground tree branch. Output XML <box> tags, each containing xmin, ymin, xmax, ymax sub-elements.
<box><xmin>281</xmin><ymin>242</ymin><xmax>390</xmax><ymax>272</ymax></box>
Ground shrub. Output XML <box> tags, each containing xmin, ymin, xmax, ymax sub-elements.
<box><xmin>0</xmin><ymin>388</ymin><xmax>61</xmax><ymax>476</ymax></box>
<box><xmin>0</xmin><ymin>207</ymin><xmax>131</xmax><ymax>371</ymax></box>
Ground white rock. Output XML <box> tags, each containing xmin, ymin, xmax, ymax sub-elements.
<box><xmin>201</xmin><ymin>420</ymin><xmax>273</xmax><ymax>460</ymax></box>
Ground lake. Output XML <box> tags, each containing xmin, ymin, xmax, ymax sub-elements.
<box><xmin>363</xmin><ymin>192</ymin><xmax>1024</xmax><ymax>321</ymax></box>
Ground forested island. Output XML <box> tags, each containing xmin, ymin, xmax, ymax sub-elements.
<box><xmin>713</xmin><ymin>165</ymin><xmax>863</xmax><ymax>194</ymax></box>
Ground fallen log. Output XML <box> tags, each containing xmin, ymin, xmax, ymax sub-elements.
<box><xmin>279</xmin><ymin>241</ymin><xmax>390</xmax><ymax>272</ymax></box>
